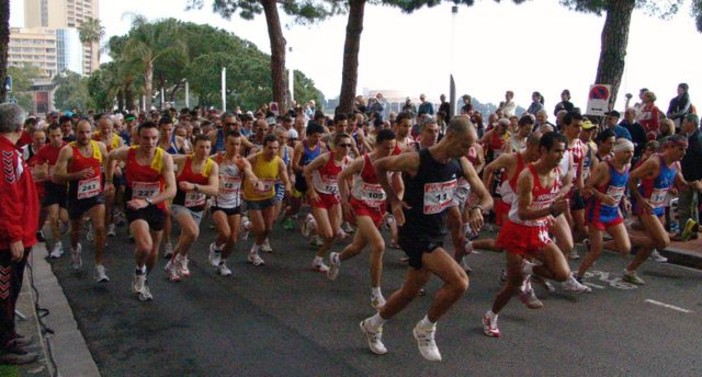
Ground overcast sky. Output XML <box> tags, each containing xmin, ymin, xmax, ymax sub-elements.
<box><xmin>12</xmin><ymin>0</ymin><xmax>702</xmax><ymax>113</ymax></box>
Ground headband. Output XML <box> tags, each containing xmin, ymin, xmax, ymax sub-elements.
<box><xmin>612</xmin><ymin>139</ymin><xmax>634</xmax><ymax>153</ymax></box>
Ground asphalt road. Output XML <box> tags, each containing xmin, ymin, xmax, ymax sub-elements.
<box><xmin>47</xmin><ymin>217</ymin><xmax>702</xmax><ymax>377</ymax></box>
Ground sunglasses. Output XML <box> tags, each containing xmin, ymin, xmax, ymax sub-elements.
<box><xmin>338</xmin><ymin>143</ymin><xmax>353</xmax><ymax>148</ymax></box>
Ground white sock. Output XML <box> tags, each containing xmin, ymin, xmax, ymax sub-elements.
<box><xmin>522</xmin><ymin>262</ymin><xmax>534</xmax><ymax>275</ymax></box>
<box><xmin>250</xmin><ymin>244</ymin><xmax>260</xmax><ymax>253</ymax></box>
<box><xmin>313</xmin><ymin>256</ymin><xmax>323</xmax><ymax>263</ymax></box>
<box><xmin>368</xmin><ymin>312</ymin><xmax>386</xmax><ymax>328</ymax></box>
<box><xmin>371</xmin><ymin>286</ymin><xmax>381</xmax><ymax>296</ymax></box>
<box><xmin>418</xmin><ymin>315</ymin><xmax>436</xmax><ymax>330</ymax></box>
<box><xmin>487</xmin><ymin>310</ymin><xmax>497</xmax><ymax>319</ymax></box>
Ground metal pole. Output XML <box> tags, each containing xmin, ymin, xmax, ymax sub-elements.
<box><xmin>185</xmin><ymin>80</ymin><xmax>190</xmax><ymax>109</ymax></box>
<box><xmin>449</xmin><ymin>6</ymin><xmax>458</xmax><ymax>118</ymax></box>
<box><xmin>288</xmin><ymin>46</ymin><xmax>294</xmax><ymax>104</ymax></box>
<box><xmin>221</xmin><ymin>67</ymin><xmax>226</xmax><ymax>111</ymax></box>
<box><xmin>160</xmin><ymin>88</ymin><xmax>165</xmax><ymax>110</ymax></box>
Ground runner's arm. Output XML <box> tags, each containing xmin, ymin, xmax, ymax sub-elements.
<box><xmin>338</xmin><ymin>157</ymin><xmax>363</xmax><ymax>204</ymax></box>
<box><xmin>627</xmin><ymin>155</ymin><xmax>658</xmax><ymax>202</ymax></box>
<box><xmin>194</xmin><ymin>162</ymin><xmax>219</xmax><ymax>196</ymax></box>
<box><xmin>52</xmin><ymin>146</ymin><xmax>74</xmax><ymax>182</ymax></box>
<box><xmin>153</xmin><ymin>153</ymin><xmax>177</xmax><ymax>204</ymax></box>
<box><xmin>302</xmin><ymin>152</ymin><xmax>330</xmax><ymax>194</ymax></box>
<box><xmin>375</xmin><ymin>152</ymin><xmax>419</xmax><ymax>204</ymax></box>
<box><xmin>461</xmin><ymin>156</ymin><xmax>493</xmax><ymax>212</ymax></box>
<box><xmin>481</xmin><ymin>153</ymin><xmax>511</xmax><ymax>193</ymax></box>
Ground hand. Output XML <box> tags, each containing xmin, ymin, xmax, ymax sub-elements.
<box><xmin>104</xmin><ymin>182</ymin><xmax>115</xmax><ymax>197</ymax></box>
<box><xmin>253</xmin><ymin>180</ymin><xmax>266</xmax><ymax>192</ymax></box>
<box><xmin>468</xmin><ymin>208</ymin><xmax>484</xmax><ymax>234</ymax></box>
<box><xmin>10</xmin><ymin>241</ymin><xmax>24</xmax><ymax>262</ymax></box>
<box><xmin>642</xmin><ymin>199</ymin><xmax>655</xmax><ymax>214</ymax></box>
<box><xmin>601</xmin><ymin>195</ymin><xmax>618</xmax><ymax>207</ymax></box>
<box><xmin>389</xmin><ymin>198</ymin><xmax>410</xmax><ymax>226</ymax></box>
<box><xmin>127</xmin><ymin>198</ymin><xmax>148</xmax><ymax>210</ymax></box>
<box><xmin>623</xmin><ymin>199</ymin><xmax>632</xmax><ymax>214</ymax></box>
<box><xmin>178</xmin><ymin>181</ymin><xmax>191</xmax><ymax>191</ymax></box>
<box><xmin>114</xmin><ymin>165</ymin><xmax>123</xmax><ymax>178</ymax></box>
<box><xmin>307</xmin><ymin>189</ymin><xmax>320</xmax><ymax>203</ymax></box>
<box><xmin>284</xmin><ymin>184</ymin><xmax>292</xmax><ymax>199</ymax></box>
<box><xmin>551</xmin><ymin>197</ymin><xmax>569</xmax><ymax>215</ymax></box>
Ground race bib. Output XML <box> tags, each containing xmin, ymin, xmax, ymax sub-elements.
<box><xmin>220</xmin><ymin>176</ymin><xmax>242</xmax><ymax>195</ymax></box>
<box><xmin>77</xmin><ymin>176</ymin><xmax>101</xmax><ymax>199</ymax></box>
<box><xmin>318</xmin><ymin>176</ymin><xmax>338</xmax><ymax>195</ymax></box>
<box><xmin>360</xmin><ymin>183</ymin><xmax>386</xmax><ymax>208</ymax></box>
<box><xmin>605</xmin><ymin>186</ymin><xmax>625</xmax><ymax>206</ymax></box>
<box><xmin>650</xmin><ymin>188</ymin><xmax>668</xmax><ymax>208</ymax></box>
<box><xmin>132</xmin><ymin>181</ymin><xmax>160</xmax><ymax>200</ymax></box>
<box><xmin>423</xmin><ymin>179</ymin><xmax>457</xmax><ymax>215</ymax></box>
<box><xmin>254</xmin><ymin>179</ymin><xmax>275</xmax><ymax>195</ymax></box>
<box><xmin>185</xmin><ymin>191</ymin><xmax>206</xmax><ymax>208</ymax></box>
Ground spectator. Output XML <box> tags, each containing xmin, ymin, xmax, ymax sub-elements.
<box><xmin>497</xmin><ymin>90</ymin><xmax>515</xmax><ymax>117</ymax></box>
<box><xmin>677</xmin><ymin>113</ymin><xmax>702</xmax><ymax>239</ymax></box>
<box><xmin>438</xmin><ymin>94</ymin><xmax>451</xmax><ymax>118</ymax></box>
<box><xmin>418</xmin><ymin>94</ymin><xmax>434</xmax><ymax>116</ymax></box>
<box><xmin>0</xmin><ymin>103</ymin><xmax>40</xmax><ymax>365</ymax></box>
<box><xmin>604</xmin><ymin>110</ymin><xmax>632</xmax><ymax>140</ymax></box>
<box><xmin>667</xmin><ymin>83</ymin><xmax>691</xmax><ymax>131</ymax></box>
<box><xmin>657</xmin><ymin>119</ymin><xmax>675</xmax><ymax>144</ymax></box>
<box><xmin>460</xmin><ymin>94</ymin><xmax>473</xmax><ymax>115</ymax></box>
<box><xmin>526</xmin><ymin>91</ymin><xmax>545</xmax><ymax>116</ymax></box>
<box><xmin>554</xmin><ymin>89</ymin><xmax>575</xmax><ymax>116</ymax></box>
<box><xmin>639</xmin><ymin>91</ymin><xmax>661</xmax><ymax>140</ymax></box>
<box><xmin>402</xmin><ymin>97</ymin><xmax>416</xmax><ymax>116</ymax></box>
<box><xmin>619</xmin><ymin>107</ymin><xmax>647</xmax><ymax>163</ymax></box>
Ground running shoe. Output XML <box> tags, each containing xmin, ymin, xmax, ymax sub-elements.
<box><xmin>309</xmin><ymin>235</ymin><xmax>324</xmax><ymax>247</ymax></box>
<box><xmin>327</xmin><ymin>252</ymin><xmax>341</xmax><ymax>280</ymax></box>
<box><xmin>164</xmin><ymin>259</ymin><xmax>181</xmax><ymax>282</ymax></box>
<box><xmin>681</xmin><ymin>218</ymin><xmax>698</xmax><ymax>242</ymax></box>
<box><xmin>519</xmin><ymin>279</ymin><xmax>543</xmax><ymax>309</ymax></box>
<box><xmin>94</xmin><ymin>264</ymin><xmax>110</xmax><ymax>283</ymax></box>
<box><xmin>341</xmin><ymin>221</ymin><xmax>355</xmax><ymax>234</ymax></box>
<box><xmin>650</xmin><ymin>249</ymin><xmax>668</xmax><ymax>263</ymax></box>
<box><xmin>132</xmin><ymin>273</ymin><xmax>146</xmax><ymax>294</ymax></box>
<box><xmin>71</xmin><ymin>243</ymin><xmax>82</xmax><ymax>270</ymax></box>
<box><xmin>413</xmin><ymin>323</ymin><xmax>442</xmax><ymax>361</ymax></box>
<box><xmin>282</xmin><ymin>217</ymin><xmax>294</xmax><ymax>231</ymax></box>
<box><xmin>240</xmin><ymin>216</ymin><xmax>251</xmax><ymax>240</ymax></box>
<box><xmin>107</xmin><ymin>223</ymin><xmax>117</xmax><ymax>237</ymax></box>
<box><xmin>163</xmin><ymin>241</ymin><xmax>174</xmax><ymax>259</ymax></box>
<box><xmin>623</xmin><ymin>270</ymin><xmax>645</xmax><ymax>285</ymax></box>
<box><xmin>531</xmin><ymin>275</ymin><xmax>556</xmax><ymax>293</ymax></box>
<box><xmin>371</xmin><ymin>291</ymin><xmax>386</xmax><ymax>310</ymax></box>
<box><xmin>138</xmin><ymin>281</ymin><xmax>153</xmax><ymax>301</ymax></box>
<box><xmin>216</xmin><ymin>263</ymin><xmax>232</xmax><ymax>277</ymax></box>
<box><xmin>562</xmin><ymin>274</ymin><xmax>592</xmax><ymax>294</ymax></box>
<box><xmin>49</xmin><ymin>241</ymin><xmax>63</xmax><ymax>259</ymax></box>
<box><xmin>482</xmin><ymin>312</ymin><xmax>500</xmax><ymax>337</ymax></box>
<box><xmin>359</xmin><ymin>319</ymin><xmax>387</xmax><ymax>355</ymax></box>
<box><xmin>177</xmin><ymin>256</ymin><xmax>190</xmax><ymax>277</ymax></box>
<box><xmin>460</xmin><ymin>256</ymin><xmax>473</xmax><ymax>273</ymax></box>
<box><xmin>248</xmin><ymin>252</ymin><xmax>265</xmax><ymax>266</ymax></box>
<box><xmin>568</xmin><ymin>250</ymin><xmax>580</xmax><ymax>260</ymax></box>
<box><xmin>208</xmin><ymin>242</ymin><xmax>222</xmax><ymax>267</ymax></box>
<box><xmin>260</xmin><ymin>238</ymin><xmax>273</xmax><ymax>253</ymax></box>
<box><xmin>311</xmin><ymin>258</ymin><xmax>329</xmax><ymax>273</ymax></box>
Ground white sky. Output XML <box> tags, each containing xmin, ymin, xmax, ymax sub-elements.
<box><xmin>12</xmin><ymin>0</ymin><xmax>702</xmax><ymax>113</ymax></box>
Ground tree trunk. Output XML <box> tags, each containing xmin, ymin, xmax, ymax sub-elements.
<box><xmin>339</xmin><ymin>0</ymin><xmax>366</xmax><ymax>114</ymax></box>
<box><xmin>0</xmin><ymin>0</ymin><xmax>10</xmax><ymax>103</ymax></box>
<box><xmin>595</xmin><ymin>0</ymin><xmax>636</xmax><ymax>110</ymax></box>
<box><xmin>169</xmin><ymin>81</ymin><xmax>182</xmax><ymax>103</ymax></box>
<box><xmin>144</xmin><ymin>61</ymin><xmax>154</xmax><ymax>111</ymax></box>
<box><xmin>261</xmin><ymin>0</ymin><xmax>288</xmax><ymax>111</ymax></box>
<box><xmin>125</xmin><ymin>78</ymin><xmax>134</xmax><ymax>111</ymax></box>
<box><xmin>117</xmin><ymin>89</ymin><xmax>124</xmax><ymax>111</ymax></box>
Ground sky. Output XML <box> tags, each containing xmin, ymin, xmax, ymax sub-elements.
<box><xmin>11</xmin><ymin>0</ymin><xmax>702</xmax><ymax>113</ymax></box>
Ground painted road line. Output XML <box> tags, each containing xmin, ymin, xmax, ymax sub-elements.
<box><xmin>585</xmin><ymin>282</ymin><xmax>605</xmax><ymax>289</ymax></box>
<box><xmin>644</xmin><ymin>299</ymin><xmax>692</xmax><ymax>314</ymax></box>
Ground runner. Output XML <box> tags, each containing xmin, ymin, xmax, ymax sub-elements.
<box><xmin>164</xmin><ymin>135</ymin><xmax>219</xmax><ymax>282</ymax></box>
<box><xmin>561</xmin><ymin>112</ymin><xmax>587</xmax><ymax>259</ymax></box>
<box><xmin>575</xmin><ymin>138</ymin><xmax>634</xmax><ymax>282</ymax></box>
<box><xmin>22</xmin><ymin>128</ymin><xmax>48</xmax><ymax>241</ymax></box>
<box><xmin>328</xmin><ymin>129</ymin><xmax>398</xmax><ymax>308</ymax></box>
<box><xmin>35</xmin><ymin>124</ymin><xmax>69</xmax><ymax>258</ymax></box>
<box><xmin>360</xmin><ymin>117</ymin><xmax>492</xmax><ymax>361</ymax></box>
<box><xmin>274</xmin><ymin>127</ymin><xmax>295</xmax><ymax>230</ymax></box>
<box><xmin>208</xmin><ymin>131</ymin><xmax>259</xmax><ymax>276</ymax></box>
<box><xmin>626</xmin><ymin>134</ymin><xmax>700</xmax><ymax>284</ymax></box>
<box><xmin>303</xmin><ymin>132</ymin><xmax>353</xmax><ymax>272</ymax></box>
<box><xmin>105</xmin><ymin>121</ymin><xmax>177</xmax><ymax>301</ymax></box>
<box><xmin>93</xmin><ymin>115</ymin><xmax>124</xmax><ymax>238</ymax></box>
<box><xmin>53</xmin><ymin>120</ymin><xmax>110</xmax><ymax>281</ymax></box>
<box><xmin>482</xmin><ymin>132</ymin><xmax>587</xmax><ymax>339</ymax></box>
<box><xmin>243</xmin><ymin>134</ymin><xmax>291</xmax><ymax>266</ymax></box>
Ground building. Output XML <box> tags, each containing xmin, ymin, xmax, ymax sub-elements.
<box><xmin>24</xmin><ymin>0</ymin><xmax>100</xmax><ymax>75</ymax></box>
<box><xmin>56</xmin><ymin>28</ymin><xmax>83</xmax><ymax>74</ymax></box>
<box><xmin>8</xmin><ymin>27</ymin><xmax>58</xmax><ymax>77</ymax></box>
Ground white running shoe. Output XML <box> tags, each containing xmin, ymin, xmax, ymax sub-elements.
<box><xmin>177</xmin><ymin>256</ymin><xmax>190</xmax><ymax>277</ymax></box>
<box><xmin>208</xmin><ymin>242</ymin><xmax>222</xmax><ymax>267</ymax></box>
<box><xmin>359</xmin><ymin>319</ymin><xmax>387</xmax><ymax>355</ymax></box>
<box><xmin>482</xmin><ymin>312</ymin><xmax>500</xmax><ymax>337</ymax></box>
<box><xmin>165</xmin><ymin>259</ymin><xmax>180</xmax><ymax>282</ymax></box>
<box><xmin>71</xmin><ymin>243</ymin><xmax>82</xmax><ymax>270</ymax></box>
<box><xmin>107</xmin><ymin>223</ymin><xmax>117</xmax><ymax>237</ymax></box>
<box><xmin>49</xmin><ymin>242</ymin><xmax>63</xmax><ymax>259</ymax></box>
<box><xmin>163</xmin><ymin>241</ymin><xmax>174</xmax><ymax>259</ymax></box>
<box><xmin>650</xmin><ymin>249</ymin><xmax>668</xmax><ymax>263</ymax></box>
<box><xmin>311</xmin><ymin>258</ymin><xmax>329</xmax><ymax>273</ymax></box>
<box><xmin>260</xmin><ymin>238</ymin><xmax>273</xmax><ymax>253</ymax></box>
<box><xmin>370</xmin><ymin>291</ymin><xmax>386</xmax><ymax>310</ymax></box>
<box><xmin>327</xmin><ymin>252</ymin><xmax>341</xmax><ymax>280</ymax></box>
<box><xmin>138</xmin><ymin>282</ymin><xmax>153</xmax><ymax>301</ymax></box>
<box><xmin>248</xmin><ymin>252</ymin><xmax>265</xmax><ymax>266</ymax></box>
<box><xmin>341</xmin><ymin>221</ymin><xmax>354</xmax><ymax>234</ymax></box>
<box><xmin>568</xmin><ymin>250</ymin><xmax>580</xmax><ymax>260</ymax></box>
<box><xmin>413</xmin><ymin>323</ymin><xmax>442</xmax><ymax>361</ymax></box>
<box><xmin>132</xmin><ymin>273</ymin><xmax>146</xmax><ymax>294</ymax></box>
<box><xmin>562</xmin><ymin>274</ymin><xmax>592</xmax><ymax>294</ymax></box>
<box><xmin>518</xmin><ymin>278</ymin><xmax>543</xmax><ymax>309</ymax></box>
<box><xmin>216</xmin><ymin>263</ymin><xmax>232</xmax><ymax>276</ymax></box>
<box><xmin>94</xmin><ymin>264</ymin><xmax>110</xmax><ymax>283</ymax></box>
<box><xmin>460</xmin><ymin>255</ymin><xmax>473</xmax><ymax>273</ymax></box>
<box><xmin>309</xmin><ymin>235</ymin><xmax>323</xmax><ymax>247</ymax></box>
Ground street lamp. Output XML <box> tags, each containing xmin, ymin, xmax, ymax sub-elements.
<box><xmin>449</xmin><ymin>5</ymin><xmax>458</xmax><ymax>118</ymax></box>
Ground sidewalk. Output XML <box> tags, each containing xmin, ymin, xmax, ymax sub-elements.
<box><xmin>13</xmin><ymin>243</ymin><xmax>100</xmax><ymax>377</ymax></box>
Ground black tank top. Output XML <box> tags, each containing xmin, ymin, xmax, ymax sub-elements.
<box><xmin>400</xmin><ymin>148</ymin><xmax>462</xmax><ymax>240</ymax></box>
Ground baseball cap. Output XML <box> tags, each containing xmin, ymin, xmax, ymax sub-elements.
<box><xmin>604</xmin><ymin>110</ymin><xmax>620</xmax><ymax>118</ymax></box>
<box><xmin>581</xmin><ymin>119</ymin><xmax>596</xmax><ymax>130</ymax></box>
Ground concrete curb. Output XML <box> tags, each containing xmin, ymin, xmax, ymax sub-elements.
<box><xmin>27</xmin><ymin>243</ymin><xmax>101</xmax><ymax>377</ymax></box>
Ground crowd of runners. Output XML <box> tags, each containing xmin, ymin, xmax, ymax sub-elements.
<box><xmin>10</xmin><ymin>85</ymin><xmax>702</xmax><ymax>362</ymax></box>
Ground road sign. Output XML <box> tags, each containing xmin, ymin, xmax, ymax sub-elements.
<box><xmin>5</xmin><ymin>76</ymin><xmax>12</xmax><ymax>93</ymax></box>
<box><xmin>586</xmin><ymin>84</ymin><xmax>611</xmax><ymax>116</ymax></box>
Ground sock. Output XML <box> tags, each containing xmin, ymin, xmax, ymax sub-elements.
<box><xmin>371</xmin><ymin>286</ymin><xmax>381</xmax><ymax>296</ymax></box>
<box><xmin>314</xmin><ymin>256</ymin><xmax>323</xmax><ymax>263</ymax></box>
<box><xmin>522</xmin><ymin>262</ymin><xmax>534</xmax><ymax>275</ymax></box>
<box><xmin>418</xmin><ymin>315</ymin><xmax>436</xmax><ymax>330</ymax></box>
<box><xmin>368</xmin><ymin>313</ymin><xmax>386</xmax><ymax>328</ymax></box>
<box><xmin>136</xmin><ymin>265</ymin><xmax>146</xmax><ymax>275</ymax></box>
<box><xmin>487</xmin><ymin>310</ymin><xmax>497</xmax><ymax>319</ymax></box>
<box><xmin>251</xmin><ymin>244</ymin><xmax>260</xmax><ymax>253</ymax></box>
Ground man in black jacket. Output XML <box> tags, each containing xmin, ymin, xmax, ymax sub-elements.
<box><xmin>678</xmin><ymin>113</ymin><xmax>702</xmax><ymax>240</ymax></box>
<box><xmin>620</xmin><ymin>108</ymin><xmax>647</xmax><ymax>164</ymax></box>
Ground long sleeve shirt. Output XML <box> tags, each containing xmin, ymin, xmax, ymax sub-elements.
<box><xmin>0</xmin><ymin>135</ymin><xmax>39</xmax><ymax>250</ymax></box>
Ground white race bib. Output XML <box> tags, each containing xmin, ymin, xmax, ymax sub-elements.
<box><xmin>359</xmin><ymin>183</ymin><xmax>386</xmax><ymax>208</ymax></box>
<box><xmin>220</xmin><ymin>176</ymin><xmax>241</xmax><ymax>195</ymax></box>
<box><xmin>132</xmin><ymin>181</ymin><xmax>160</xmax><ymax>200</ymax></box>
<box><xmin>423</xmin><ymin>179</ymin><xmax>457</xmax><ymax>215</ymax></box>
<box><xmin>184</xmin><ymin>191</ymin><xmax>206</xmax><ymax>208</ymax></box>
<box><xmin>254</xmin><ymin>179</ymin><xmax>275</xmax><ymax>195</ymax></box>
<box><xmin>77</xmin><ymin>176</ymin><xmax>101</xmax><ymax>199</ymax></box>
<box><xmin>605</xmin><ymin>186</ymin><xmax>625</xmax><ymax>206</ymax></box>
<box><xmin>650</xmin><ymin>188</ymin><xmax>668</xmax><ymax>208</ymax></box>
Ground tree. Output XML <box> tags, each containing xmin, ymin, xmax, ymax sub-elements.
<box><xmin>53</xmin><ymin>70</ymin><xmax>90</xmax><ymax>111</ymax></box>
<box><xmin>7</xmin><ymin>64</ymin><xmax>43</xmax><ymax>112</ymax></box>
<box><xmin>560</xmin><ymin>0</ymin><xmax>702</xmax><ymax>108</ymax></box>
<box><xmin>187</xmin><ymin>0</ymin><xmax>342</xmax><ymax>111</ymax></box>
<box><xmin>0</xmin><ymin>0</ymin><xmax>10</xmax><ymax>103</ymax></box>
<box><xmin>78</xmin><ymin>17</ymin><xmax>105</xmax><ymax>74</ymax></box>
<box><xmin>121</xmin><ymin>15</ymin><xmax>187</xmax><ymax>111</ymax></box>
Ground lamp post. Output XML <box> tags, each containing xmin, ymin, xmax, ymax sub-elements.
<box><xmin>449</xmin><ymin>5</ymin><xmax>458</xmax><ymax>118</ymax></box>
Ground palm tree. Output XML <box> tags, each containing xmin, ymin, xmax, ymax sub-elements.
<box><xmin>121</xmin><ymin>15</ymin><xmax>186</xmax><ymax>111</ymax></box>
<box><xmin>0</xmin><ymin>0</ymin><xmax>11</xmax><ymax>103</ymax></box>
<box><xmin>78</xmin><ymin>17</ymin><xmax>105</xmax><ymax>74</ymax></box>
